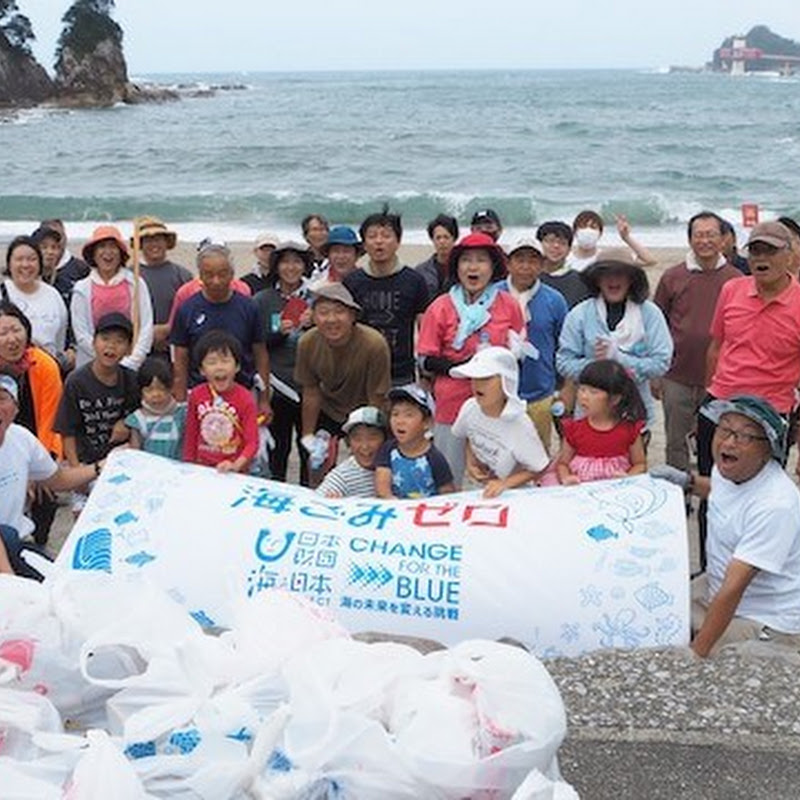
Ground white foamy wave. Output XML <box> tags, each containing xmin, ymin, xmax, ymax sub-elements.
<box><xmin>0</xmin><ymin>106</ymin><xmax>65</xmax><ymax>126</ymax></box>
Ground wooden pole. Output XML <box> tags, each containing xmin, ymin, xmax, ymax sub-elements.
<box><xmin>131</xmin><ymin>217</ymin><xmax>142</xmax><ymax>345</ymax></box>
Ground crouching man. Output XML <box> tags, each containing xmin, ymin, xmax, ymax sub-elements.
<box><xmin>654</xmin><ymin>395</ymin><xmax>800</xmax><ymax>658</ymax></box>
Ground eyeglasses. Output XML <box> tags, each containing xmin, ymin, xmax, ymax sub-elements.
<box><xmin>714</xmin><ymin>424</ymin><xmax>768</xmax><ymax>446</ymax></box>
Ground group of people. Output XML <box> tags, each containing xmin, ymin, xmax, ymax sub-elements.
<box><xmin>2</xmin><ymin>205</ymin><xmax>800</xmax><ymax>660</ymax></box>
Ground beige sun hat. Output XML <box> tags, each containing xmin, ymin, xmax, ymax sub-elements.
<box><xmin>133</xmin><ymin>216</ymin><xmax>178</xmax><ymax>249</ymax></box>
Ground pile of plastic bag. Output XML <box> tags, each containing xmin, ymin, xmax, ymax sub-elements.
<box><xmin>0</xmin><ymin>572</ymin><xmax>579</xmax><ymax>799</ymax></box>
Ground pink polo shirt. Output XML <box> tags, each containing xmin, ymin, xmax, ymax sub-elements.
<box><xmin>167</xmin><ymin>277</ymin><xmax>252</xmax><ymax>328</ymax></box>
<box><xmin>709</xmin><ymin>276</ymin><xmax>800</xmax><ymax>413</ymax></box>
<box><xmin>418</xmin><ymin>291</ymin><xmax>524</xmax><ymax>424</ymax></box>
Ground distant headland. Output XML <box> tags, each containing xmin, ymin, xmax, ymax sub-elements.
<box><xmin>670</xmin><ymin>25</ymin><xmax>800</xmax><ymax>76</ymax></box>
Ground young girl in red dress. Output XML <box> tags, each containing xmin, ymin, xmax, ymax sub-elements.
<box><xmin>556</xmin><ymin>359</ymin><xmax>647</xmax><ymax>485</ymax></box>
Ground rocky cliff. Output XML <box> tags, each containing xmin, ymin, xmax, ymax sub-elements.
<box><xmin>0</xmin><ymin>33</ymin><xmax>54</xmax><ymax>106</ymax></box>
<box><xmin>54</xmin><ymin>35</ymin><xmax>128</xmax><ymax>107</ymax></box>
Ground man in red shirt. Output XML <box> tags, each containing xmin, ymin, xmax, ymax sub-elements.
<box><xmin>696</xmin><ymin>221</ymin><xmax>800</xmax><ymax>568</ymax></box>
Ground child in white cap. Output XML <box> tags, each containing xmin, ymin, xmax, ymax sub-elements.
<box><xmin>451</xmin><ymin>346</ymin><xmax>550</xmax><ymax>497</ymax></box>
<box><xmin>316</xmin><ymin>406</ymin><xmax>387</xmax><ymax>498</ymax></box>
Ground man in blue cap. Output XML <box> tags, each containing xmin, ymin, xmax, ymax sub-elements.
<box><xmin>654</xmin><ymin>395</ymin><xmax>800</xmax><ymax>658</ymax></box>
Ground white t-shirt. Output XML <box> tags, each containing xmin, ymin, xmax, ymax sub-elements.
<box><xmin>3</xmin><ymin>279</ymin><xmax>68</xmax><ymax>355</ymax></box>
<box><xmin>565</xmin><ymin>252</ymin><xmax>597</xmax><ymax>273</ymax></box>
<box><xmin>451</xmin><ymin>397</ymin><xmax>549</xmax><ymax>479</ymax></box>
<box><xmin>707</xmin><ymin>459</ymin><xmax>800</xmax><ymax>633</ymax></box>
<box><xmin>0</xmin><ymin>424</ymin><xmax>58</xmax><ymax>537</ymax></box>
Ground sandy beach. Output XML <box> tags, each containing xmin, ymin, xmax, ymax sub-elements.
<box><xmin>156</xmin><ymin>241</ymin><xmax>690</xmax><ymax>282</ymax></box>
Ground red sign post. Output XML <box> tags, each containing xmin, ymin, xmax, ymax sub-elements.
<box><xmin>741</xmin><ymin>203</ymin><xmax>760</xmax><ymax>228</ymax></box>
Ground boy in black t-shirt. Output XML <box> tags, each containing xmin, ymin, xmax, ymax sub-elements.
<box><xmin>343</xmin><ymin>206</ymin><xmax>430</xmax><ymax>385</ymax></box>
<box><xmin>54</xmin><ymin>312</ymin><xmax>140</xmax><ymax>513</ymax></box>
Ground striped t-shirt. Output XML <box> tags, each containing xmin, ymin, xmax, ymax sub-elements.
<box><xmin>316</xmin><ymin>456</ymin><xmax>376</xmax><ymax>498</ymax></box>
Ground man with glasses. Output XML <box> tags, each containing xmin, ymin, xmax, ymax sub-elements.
<box><xmin>652</xmin><ymin>211</ymin><xmax>741</xmax><ymax>473</ymax></box>
<box><xmin>654</xmin><ymin>395</ymin><xmax>800</xmax><ymax>658</ymax></box>
<box><xmin>695</xmin><ymin>221</ymin><xmax>800</xmax><ymax>570</ymax></box>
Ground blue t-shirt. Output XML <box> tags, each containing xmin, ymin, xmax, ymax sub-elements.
<box><xmin>375</xmin><ymin>439</ymin><xmax>453</xmax><ymax>498</ymax></box>
<box><xmin>497</xmin><ymin>279</ymin><xmax>568</xmax><ymax>401</ymax></box>
<box><xmin>170</xmin><ymin>292</ymin><xmax>261</xmax><ymax>388</ymax></box>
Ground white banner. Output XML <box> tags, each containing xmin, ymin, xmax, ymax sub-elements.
<box><xmin>55</xmin><ymin>450</ymin><xmax>690</xmax><ymax>657</ymax></box>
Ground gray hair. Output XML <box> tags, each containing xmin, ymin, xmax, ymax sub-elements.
<box><xmin>196</xmin><ymin>238</ymin><xmax>233</xmax><ymax>269</ymax></box>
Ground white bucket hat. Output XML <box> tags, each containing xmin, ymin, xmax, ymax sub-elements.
<box><xmin>450</xmin><ymin>346</ymin><xmax>520</xmax><ymax>400</ymax></box>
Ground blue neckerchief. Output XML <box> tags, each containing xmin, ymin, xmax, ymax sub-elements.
<box><xmin>448</xmin><ymin>282</ymin><xmax>500</xmax><ymax>349</ymax></box>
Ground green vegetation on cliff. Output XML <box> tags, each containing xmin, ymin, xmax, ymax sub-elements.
<box><xmin>56</xmin><ymin>0</ymin><xmax>122</xmax><ymax>62</ymax></box>
<box><xmin>0</xmin><ymin>0</ymin><xmax>35</xmax><ymax>55</ymax></box>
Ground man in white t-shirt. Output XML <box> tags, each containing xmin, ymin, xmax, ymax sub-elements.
<box><xmin>653</xmin><ymin>395</ymin><xmax>800</xmax><ymax>658</ymax></box>
<box><xmin>0</xmin><ymin>374</ymin><xmax>99</xmax><ymax>578</ymax></box>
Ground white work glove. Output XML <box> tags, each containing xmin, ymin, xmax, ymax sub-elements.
<box><xmin>302</xmin><ymin>431</ymin><xmax>331</xmax><ymax>470</ymax></box>
<box><xmin>650</xmin><ymin>464</ymin><xmax>692</xmax><ymax>490</ymax></box>
<box><xmin>508</xmin><ymin>329</ymin><xmax>539</xmax><ymax>361</ymax></box>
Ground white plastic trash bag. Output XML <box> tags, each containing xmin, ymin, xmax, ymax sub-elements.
<box><xmin>0</xmin><ymin>576</ymin><xmax>133</xmax><ymax>729</ymax></box>
<box><xmin>78</xmin><ymin>580</ymin><xmax>236</xmax><ymax>743</ymax></box>
<box><xmin>0</xmin><ymin>687</ymin><xmax>63</xmax><ymax>759</ymax></box>
<box><xmin>389</xmin><ymin>640</ymin><xmax>568</xmax><ymax>798</ymax></box>
<box><xmin>64</xmin><ymin>729</ymin><xmax>156</xmax><ymax>799</ymax></box>
<box><xmin>220</xmin><ymin>590</ymin><xmax>349</xmax><ymax>683</ymax></box>
<box><xmin>272</xmin><ymin>709</ymin><xmax>424</xmax><ymax>800</ymax></box>
<box><xmin>510</xmin><ymin>768</ymin><xmax>581</xmax><ymax>800</ymax></box>
<box><xmin>447</xmin><ymin>639</ymin><xmax>567</xmax><ymax>758</ymax></box>
<box><xmin>0</xmin><ymin>760</ymin><xmax>63</xmax><ymax>800</ymax></box>
<box><xmin>282</xmin><ymin>637</ymin><xmax>428</xmax><ymax>725</ymax></box>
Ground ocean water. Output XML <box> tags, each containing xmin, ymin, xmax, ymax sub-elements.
<box><xmin>2</xmin><ymin>68</ymin><xmax>800</xmax><ymax>245</ymax></box>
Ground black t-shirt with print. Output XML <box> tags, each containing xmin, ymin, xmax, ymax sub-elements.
<box><xmin>54</xmin><ymin>363</ymin><xmax>140</xmax><ymax>463</ymax></box>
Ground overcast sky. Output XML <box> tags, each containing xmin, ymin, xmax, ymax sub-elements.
<box><xmin>25</xmin><ymin>1</ymin><xmax>800</xmax><ymax>74</ymax></box>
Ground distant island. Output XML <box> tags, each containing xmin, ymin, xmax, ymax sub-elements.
<box><xmin>713</xmin><ymin>25</ymin><xmax>800</xmax><ymax>75</ymax></box>
<box><xmin>0</xmin><ymin>0</ymin><xmax>242</xmax><ymax>110</ymax></box>
<box><xmin>671</xmin><ymin>25</ymin><xmax>800</xmax><ymax>76</ymax></box>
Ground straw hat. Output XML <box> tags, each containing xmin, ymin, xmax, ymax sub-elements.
<box><xmin>133</xmin><ymin>216</ymin><xmax>178</xmax><ymax>249</ymax></box>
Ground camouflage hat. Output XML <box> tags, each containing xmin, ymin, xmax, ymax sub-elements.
<box><xmin>701</xmin><ymin>395</ymin><xmax>787</xmax><ymax>461</ymax></box>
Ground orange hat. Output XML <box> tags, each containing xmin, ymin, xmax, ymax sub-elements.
<box><xmin>82</xmin><ymin>225</ymin><xmax>130</xmax><ymax>266</ymax></box>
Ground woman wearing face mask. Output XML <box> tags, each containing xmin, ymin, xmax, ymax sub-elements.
<box><xmin>567</xmin><ymin>210</ymin><xmax>657</xmax><ymax>272</ymax></box>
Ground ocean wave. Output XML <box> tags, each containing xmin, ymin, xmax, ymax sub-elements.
<box><xmin>0</xmin><ymin>191</ymin><xmax>792</xmax><ymax>233</ymax></box>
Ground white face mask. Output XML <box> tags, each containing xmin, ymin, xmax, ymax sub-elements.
<box><xmin>575</xmin><ymin>227</ymin><xmax>601</xmax><ymax>249</ymax></box>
